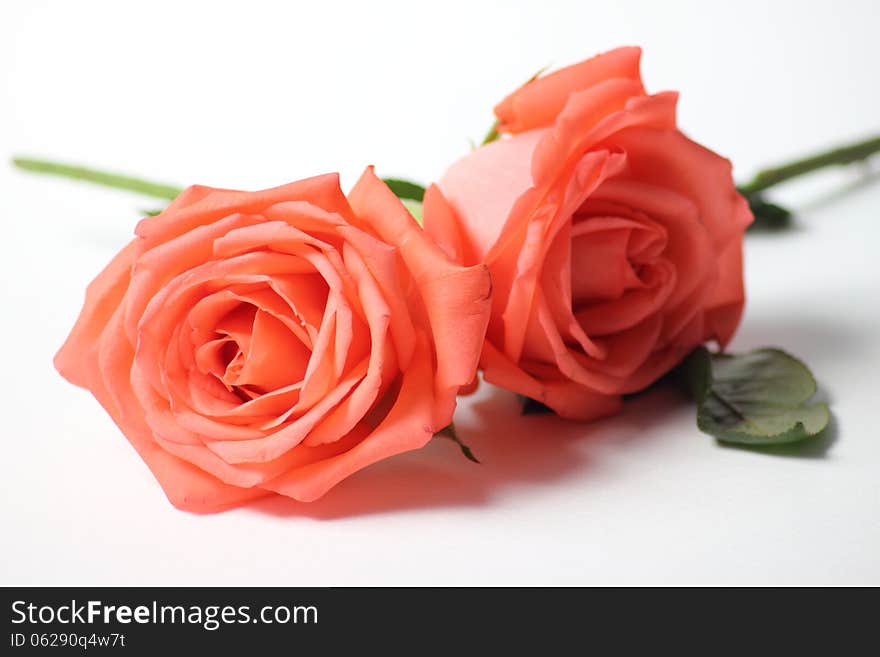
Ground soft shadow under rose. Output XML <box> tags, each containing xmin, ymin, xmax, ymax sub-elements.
<box><xmin>247</xmin><ymin>379</ymin><xmax>691</xmax><ymax>519</ymax></box>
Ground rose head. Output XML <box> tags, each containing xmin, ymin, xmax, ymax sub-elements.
<box><xmin>55</xmin><ymin>168</ymin><xmax>491</xmax><ymax>512</ymax></box>
<box><xmin>424</xmin><ymin>47</ymin><xmax>753</xmax><ymax>419</ymax></box>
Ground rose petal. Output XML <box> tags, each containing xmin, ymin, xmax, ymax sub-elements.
<box><xmin>496</xmin><ymin>150</ymin><xmax>627</xmax><ymax>363</ymax></box>
<box><xmin>99</xmin><ymin>305</ymin><xmax>266</xmax><ymax>511</ymax></box>
<box><xmin>348</xmin><ymin>167</ymin><xmax>492</xmax><ymax>426</ymax></box>
<box><xmin>262</xmin><ymin>335</ymin><xmax>437</xmax><ymax>502</ymax></box>
<box><xmin>480</xmin><ymin>341</ymin><xmax>621</xmax><ymax>421</ymax></box>
<box><xmin>494</xmin><ymin>46</ymin><xmax>644</xmax><ymax>133</ymax></box>
<box><xmin>55</xmin><ymin>239</ymin><xmax>137</xmax><ymax>389</ymax></box>
<box><xmin>135</xmin><ymin>174</ymin><xmax>352</xmax><ymax>250</ymax></box>
<box><xmin>610</xmin><ymin>128</ymin><xmax>752</xmax><ymax>250</ymax></box>
<box><xmin>436</xmin><ymin>129</ymin><xmax>544</xmax><ymax>262</ymax></box>
<box><xmin>702</xmin><ymin>236</ymin><xmax>747</xmax><ymax>347</ymax></box>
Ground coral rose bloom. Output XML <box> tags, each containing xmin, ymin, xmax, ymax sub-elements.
<box><xmin>424</xmin><ymin>47</ymin><xmax>753</xmax><ymax>420</ymax></box>
<box><xmin>55</xmin><ymin>168</ymin><xmax>491</xmax><ymax>512</ymax></box>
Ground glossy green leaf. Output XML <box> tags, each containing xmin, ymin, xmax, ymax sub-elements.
<box><xmin>683</xmin><ymin>347</ymin><xmax>830</xmax><ymax>445</ymax></box>
<box><xmin>382</xmin><ymin>177</ymin><xmax>426</xmax><ymax>202</ymax></box>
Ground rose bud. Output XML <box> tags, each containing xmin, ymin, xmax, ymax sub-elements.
<box><xmin>424</xmin><ymin>47</ymin><xmax>753</xmax><ymax>419</ymax></box>
<box><xmin>56</xmin><ymin>168</ymin><xmax>491</xmax><ymax>512</ymax></box>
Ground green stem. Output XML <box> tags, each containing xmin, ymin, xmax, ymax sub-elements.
<box><xmin>11</xmin><ymin>157</ymin><xmax>184</xmax><ymax>200</ymax></box>
<box><xmin>14</xmin><ymin>132</ymin><xmax>880</xmax><ymax>206</ymax></box>
<box><xmin>737</xmin><ymin>134</ymin><xmax>880</xmax><ymax>197</ymax></box>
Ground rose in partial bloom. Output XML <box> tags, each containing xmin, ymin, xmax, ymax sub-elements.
<box><xmin>55</xmin><ymin>168</ymin><xmax>491</xmax><ymax>512</ymax></box>
<box><xmin>424</xmin><ymin>47</ymin><xmax>753</xmax><ymax>419</ymax></box>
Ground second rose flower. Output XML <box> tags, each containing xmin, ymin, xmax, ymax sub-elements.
<box><xmin>424</xmin><ymin>46</ymin><xmax>753</xmax><ymax>419</ymax></box>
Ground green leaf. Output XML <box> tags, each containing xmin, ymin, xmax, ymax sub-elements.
<box><xmin>742</xmin><ymin>193</ymin><xmax>793</xmax><ymax>232</ymax></box>
<box><xmin>435</xmin><ymin>424</ymin><xmax>480</xmax><ymax>463</ymax></box>
<box><xmin>141</xmin><ymin>208</ymin><xmax>165</xmax><ymax>217</ymax></box>
<box><xmin>683</xmin><ymin>346</ymin><xmax>830</xmax><ymax>445</ymax></box>
<box><xmin>382</xmin><ymin>177</ymin><xmax>425</xmax><ymax>202</ymax></box>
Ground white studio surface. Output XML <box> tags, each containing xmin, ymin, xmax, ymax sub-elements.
<box><xmin>1</xmin><ymin>0</ymin><xmax>878</xmax><ymax>586</ymax></box>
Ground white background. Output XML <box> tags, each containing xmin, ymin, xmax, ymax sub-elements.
<box><xmin>1</xmin><ymin>0</ymin><xmax>878</xmax><ymax>585</ymax></box>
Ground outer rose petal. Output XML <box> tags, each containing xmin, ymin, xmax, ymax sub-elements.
<box><xmin>493</xmin><ymin>150</ymin><xmax>628</xmax><ymax>363</ymax></box>
<box><xmin>433</xmin><ymin>130</ymin><xmax>544</xmax><ymax>265</ymax></box>
<box><xmin>611</xmin><ymin>128</ymin><xmax>752</xmax><ymax>249</ymax></box>
<box><xmin>98</xmin><ymin>310</ymin><xmax>270</xmax><ymax>511</ymax></box>
<box><xmin>703</xmin><ymin>236</ymin><xmax>747</xmax><ymax>347</ymax></box>
<box><xmin>135</xmin><ymin>174</ymin><xmax>353</xmax><ymax>250</ymax></box>
<box><xmin>263</xmin><ymin>335</ymin><xmax>437</xmax><ymax>502</ymax></box>
<box><xmin>480</xmin><ymin>342</ymin><xmax>621</xmax><ymax>421</ymax></box>
<box><xmin>531</xmin><ymin>90</ymin><xmax>678</xmax><ymax>190</ymax></box>
<box><xmin>495</xmin><ymin>46</ymin><xmax>644</xmax><ymax>134</ymax></box>
<box><xmin>608</xmin><ymin>127</ymin><xmax>752</xmax><ymax>346</ymax></box>
<box><xmin>421</xmin><ymin>184</ymin><xmax>467</xmax><ymax>264</ymax></box>
<box><xmin>55</xmin><ymin>240</ymin><xmax>137</xmax><ymax>389</ymax></box>
<box><xmin>56</xmin><ymin>243</ymin><xmax>266</xmax><ymax>512</ymax></box>
<box><xmin>348</xmin><ymin>167</ymin><xmax>492</xmax><ymax>426</ymax></box>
